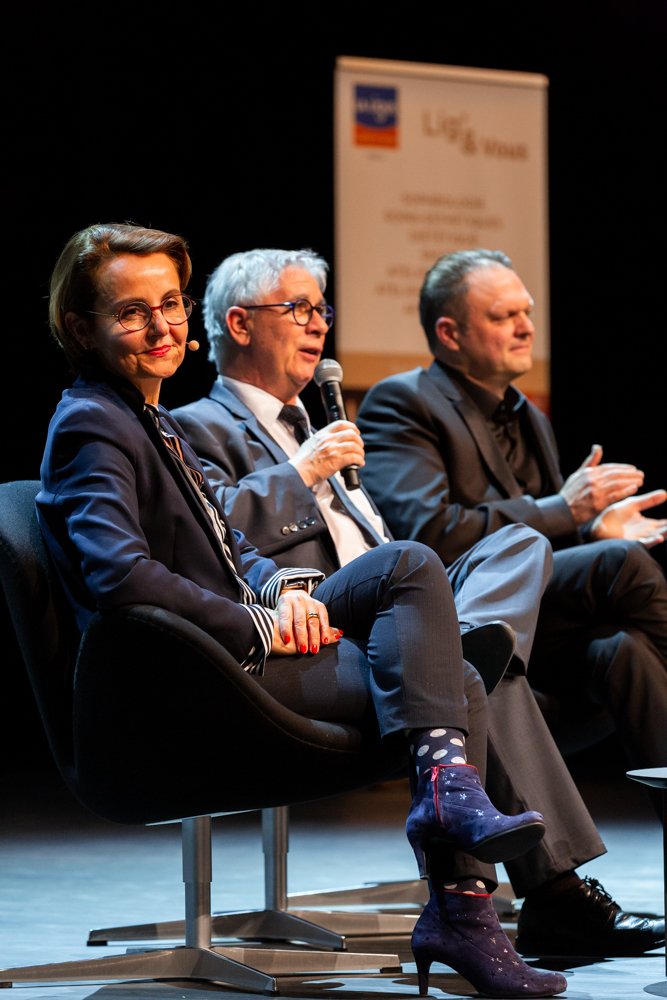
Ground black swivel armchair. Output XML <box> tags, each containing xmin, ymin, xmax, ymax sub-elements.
<box><xmin>0</xmin><ymin>481</ymin><xmax>409</xmax><ymax>992</ymax></box>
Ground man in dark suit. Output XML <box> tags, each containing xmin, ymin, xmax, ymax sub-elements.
<box><xmin>357</xmin><ymin>249</ymin><xmax>667</xmax><ymax>777</ymax></box>
<box><xmin>173</xmin><ymin>247</ymin><xmax>664</xmax><ymax>957</ymax></box>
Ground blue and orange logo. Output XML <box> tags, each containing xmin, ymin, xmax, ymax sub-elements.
<box><xmin>354</xmin><ymin>85</ymin><xmax>398</xmax><ymax>148</ymax></box>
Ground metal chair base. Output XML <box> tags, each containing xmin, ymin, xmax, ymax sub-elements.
<box><xmin>88</xmin><ymin>906</ymin><xmax>419</xmax><ymax>946</ymax></box>
<box><xmin>287</xmin><ymin>878</ymin><xmax>428</xmax><ymax>908</ymax></box>
<box><xmin>0</xmin><ymin>943</ymin><xmax>401</xmax><ymax>993</ymax></box>
<box><xmin>0</xmin><ymin>946</ymin><xmax>276</xmax><ymax>994</ymax></box>
<box><xmin>88</xmin><ymin>809</ymin><xmax>426</xmax><ymax>948</ymax></box>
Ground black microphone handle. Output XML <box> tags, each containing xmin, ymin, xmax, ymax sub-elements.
<box><xmin>318</xmin><ymin>380</ymin><xmax>361</xmax><ymax>490</ymax></box>
<box><xmin>341</xmin><ymin>466</ymin><xmax>362</xmax><ymax>490</ymax></box>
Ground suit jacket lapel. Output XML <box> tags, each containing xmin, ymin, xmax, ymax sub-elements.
<box><xmin>143</xmin><ymin>407</ymin><xmax>244</xmax><ymax>584</ymax></box>
<box><xmin>525</xmin><ymin>403</ymin><xmax>562</xmax><ymax>491</ymax></box>
<box><xmin>328</xmin><ymin>476</ymin><xmax>386</xmax><ymax>547</ymax></box>
<box><xmin>211</xmin><ymin>379</ymin><xmax>389</xmax><ymax>547</ymax></box>
<box><xmin>426</xmin><ymin>362</ymin><xmax>523</xmax><ymax>500</ymax></box>
<box><xmin>210</xmin><ymin>380</ymin><xmax>288</xmax><ymax>464</ymax></box>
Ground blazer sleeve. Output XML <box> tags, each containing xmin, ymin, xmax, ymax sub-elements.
<box><xmin>37</xmin><ymin>400</ymin><xmax>264</xmax><ymax>666</ymax></box>
<box><xmin>175</xmin><ymin>405</ymin><xmax>330</xmax><ymax>558</ymax></box>
<box><xmin>358</xmin><ymin>377</ymin><xmax>571</xmax><ymax>566</ymax></box>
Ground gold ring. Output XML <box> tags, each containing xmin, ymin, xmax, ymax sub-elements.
<box><xmin>307</xmin><ymin>612</ymin><xmax>320</xmax><ymax>620</ymax></box>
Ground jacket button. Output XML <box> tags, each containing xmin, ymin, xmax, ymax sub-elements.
<box><xmin>289</xmin><ymin>523</ymin><xmax>299</xmax><ymax>532</ymax></box>
<box><xmin>298</xmin><ymin>520</ymin><xmax>307</xmax><ymax>529</ymax></box>
<box><xmin>306</xmin><ymin>516</ymin><xmax>316</xmax><ymax>525</ymax></box>
<box><xmin>281</xmin><ymin>526</ymin><xmax>291</xmax><ymax>535</ymax></box>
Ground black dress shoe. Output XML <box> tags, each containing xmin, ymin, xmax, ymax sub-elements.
<box><xmin>516</xmin><ymin>876</ymin><xmax>666</xmax><ymax>956</ymax></box>
<box><xmin>460</xmin><ymin>620</ymin><xmax>516</xmax><ymax>695</ymax></box>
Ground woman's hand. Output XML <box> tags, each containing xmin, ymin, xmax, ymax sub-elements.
<box><xmin>270</xmin><ymin>589</ymin><xmax>342</xmax><ymax>656</ymax></box>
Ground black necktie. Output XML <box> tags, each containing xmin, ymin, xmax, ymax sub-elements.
<box><xmin>279</xmin><ymin>404</ymin><xmax>309</xmax><ymax>445</ymax></box>
<box><xmin>279</xmin><ymin>404</ymin><xmax>384</xmax><ymax>547</ymax></box>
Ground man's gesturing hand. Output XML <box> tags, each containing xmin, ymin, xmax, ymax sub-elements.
<box><xmin>270</xmin><ymin>589</ymin><xmax>342</xmax><ymax>656</ymax></box>
<box><xmin>290</xmin><ymin>420</ymin><xmax>365</xmax><ymax>488</ymax></box>
<box><xmin>559</xmin><ymin>444</ymin><xmax>645</xmax><ymax>525</ymax></box>
<box><xmin>590</xmin><ymin>489</ymin><xmax>667</xmax><ymax>547</ymax></box>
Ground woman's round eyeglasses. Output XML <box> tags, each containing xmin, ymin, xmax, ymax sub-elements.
<box><xmin>242</xmin><ymin>298</ymin><xmax>335</xmax><ymax>329</ymax></box>
<box><xmin>86</xmin><ymin>294</ymin><xmax>195</xmax><ymax>333</ymax></box>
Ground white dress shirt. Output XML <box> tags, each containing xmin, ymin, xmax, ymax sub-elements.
<box><xmin>222</xmin><ymin>377</ymin><xmax>389</xmax><ymax>567</ymax></box>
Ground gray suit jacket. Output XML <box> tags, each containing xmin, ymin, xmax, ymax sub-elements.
<box><xmin>172</xmin><ymin>379</ymin><xmax>391</xmax><ymax>576</ymax></box>
<box><xmin>357</xmin><ymin>361</ymin><xmax>579</xmax><ymax>567</ymax></box>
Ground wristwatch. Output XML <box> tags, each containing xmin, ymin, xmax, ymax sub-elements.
<box><xmin>281</xmin><ymin>579</ymin><xmax>308</xmax><ymax>592</ymax></box>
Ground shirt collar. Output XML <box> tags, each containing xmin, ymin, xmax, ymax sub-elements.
<box><xmin>439</xmin><ymin>363</ymin><xmax>523</xmax><ymax>424</ymax></box>
<box><xmin>220</xmin><ymin>376</ymin><xmax>310</xmax><ymax>430</ymax></box>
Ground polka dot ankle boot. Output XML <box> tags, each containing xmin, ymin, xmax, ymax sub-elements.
<box><xmin>406</xmin><ymin>763</ymin><xmax>546</xmax><ymax>878</ymax></box>
<box><xmin>412</xmin><ymin>890</ymin><xmax>567</xmax><ymax>997</ymax></box>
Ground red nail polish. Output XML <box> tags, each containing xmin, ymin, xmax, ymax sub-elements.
<box><xmin>284</xmin><ymin>635</ymin><xmax>291</xmax><ymax>644</ymax></box>
<box><xmin>312</xmin><ymin>644</ymin><xmax>318</xmax><ymax>654</ymax></box>
<box><xmin>338</xmin><ymin>630</ymin><xmax>344</xmax><ymax>636</ymax></box>
<box><xmin>323</xmin><ymin>637</ymin><xmax>329</xmax><ymax>644</ymax></box>
<box><xmin>300</xmin><ymin>644</ymin><xmax>307</xmax><ymax>654</ymax></box>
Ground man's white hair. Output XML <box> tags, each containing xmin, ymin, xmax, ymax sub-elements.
<box><xmin>204</xmin><ymin>248</ymin><xmax>329</xmax><ymax>370</ymax></box>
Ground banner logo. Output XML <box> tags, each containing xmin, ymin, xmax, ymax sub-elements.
<box><xmin>354</xmin><ymin>85</ymin><xmax>398</xmax><ymax>148</ymax></box>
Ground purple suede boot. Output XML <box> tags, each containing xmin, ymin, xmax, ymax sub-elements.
<box><xmin>406</xmin><ymin>764</ymin><xmax>546</xmax><ymax>877</ymax></box>
<box><xmin>412</xmin><ymin>890</ymin><xmax>567</xmax><ymax>997</ymax></box>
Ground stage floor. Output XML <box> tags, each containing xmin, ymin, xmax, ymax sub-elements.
<box><xmin>1</xmin><ymin>769</ymin><xmax>664</xmax><ymax>1000</ymax></box>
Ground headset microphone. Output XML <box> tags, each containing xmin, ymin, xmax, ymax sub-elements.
<box><xmin>313</xmin><ymin>358</ymin><xmax>361</xmax><ymax>490</ymax></box>
<box><xmin>186</xmin><ymin>340</ymin><xmax>200</xmax><ymax>351</ymax></box>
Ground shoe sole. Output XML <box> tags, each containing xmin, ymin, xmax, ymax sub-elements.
<box><xmin>461</xmin><ymin>621</ymin><xmax>517</xmax><ymax>695</ymax></box>
<box><xmin>477</xmin><ymin>992</ymin><xmax>565</xmax><ymax>999</ymax></box>
<box><xmin>476</xmin><ymin>991</ymin><xmax>566</xmax><ymax>998</ymax></box>
<box><xmin>468</xmin><ymin>820</ymin><xmax>546</xmax><ymax>864</ymax></box>
<box><xmin>516</xmin><ymin>934</ymin><xmax>664</xmax><ymax>957</ymax></box>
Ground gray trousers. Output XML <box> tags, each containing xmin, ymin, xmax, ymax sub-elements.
<box><xmin>257</xmin><ymin>525</ymin><xmax>605</xmax><ymax>896</ymax></box>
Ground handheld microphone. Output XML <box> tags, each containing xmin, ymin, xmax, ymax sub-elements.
<box><xmin>186</xmin><ymin>340</ymin><xmax>200</xmax><ymax>351</ymax></box>
<box><xmin>313</xmin><ymin>358</ymin><xmax>361</xmax><ymax>490</ymax></box>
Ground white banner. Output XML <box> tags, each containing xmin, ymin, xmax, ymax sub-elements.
<box><xmin>335</xmin><ymin>57</ymin><xmax>549</xmax><ymax>408</ymax></box>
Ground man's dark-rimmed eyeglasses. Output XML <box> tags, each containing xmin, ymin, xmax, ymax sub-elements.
<box><xmin>242</xmin><ymin>298</ymin><xmax>335</xmax><ymax>329</ymax></box>
<box><xmin>86</xmin><ymin>294</ymin><xmax>195</xmax><ymax>333</ymax></box>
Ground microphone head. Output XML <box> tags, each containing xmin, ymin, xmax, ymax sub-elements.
<box><xmin>187</xmin><ymin>340</ymin><xmax>200</xmax><ymax>352</ymax></box>
<box><xmin>314</xmin><ymin>358</ymin><xmax>343</xmax><ymax>387</ymax></box>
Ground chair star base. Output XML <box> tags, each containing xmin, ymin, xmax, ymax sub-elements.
<box><xmin>87</xmin><ymin>906</ymin><xmax>419</xmax><ymax>947</ymax></box>
<box><xmin>1</xmin><ymin>943</ymin><xmax>402</xmax><ymax>993</ymax></box>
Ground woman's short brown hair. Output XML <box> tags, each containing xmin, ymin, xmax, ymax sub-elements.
<box><xmin>49</xmin><ymin>223</ymin><xmax>192</xmax><ymax>372</ymax></box>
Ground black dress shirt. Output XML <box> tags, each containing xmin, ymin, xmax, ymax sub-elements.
<box><xmin>443</xmin><ymin>365</ymin><xmax>546</xmax><ymax>498</ymax></box>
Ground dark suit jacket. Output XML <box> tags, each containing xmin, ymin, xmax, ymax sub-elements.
<box><xmin>37</xmin><ymin>369</ymin><xmax>284</xmax><ymax>666</ymax></box>
<box><xmin>357</xmin><ymin>361</ymin><xmax>579</xmax><ymax>567</ymax></box>
<box><xmin>172</xmin><ymin>379</ymin><xmax>390</xmax><ymax>577</ymax></box>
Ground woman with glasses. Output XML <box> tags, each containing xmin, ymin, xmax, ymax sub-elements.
<box><xmin>36</xmin><ymin>223</ymin><xmax>565</xmax><ymax>999</ymax></box>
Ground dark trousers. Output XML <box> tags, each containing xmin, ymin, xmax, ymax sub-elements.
<box><xmin>257</xmin><ymin>541</ymin><xmax>474</xmax><ymax>739</ymax></box>
<box><xmin>256</xmin><ymin>536</ymin><xmax>607</xmax><ymax>894</ymax></box>
<box><xmin>529</xmin><ymin>539</ymin><xmax>667</xmax><ymax>769</ymax></box>
<box><xmin>257</xmin><ymin>540</ymin><xmax>492</xmax><ymax>885</ymax></box>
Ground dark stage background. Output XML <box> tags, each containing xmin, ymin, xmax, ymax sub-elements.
<box><xmin>3</xmin><ymin>1</ymin><xmax>665</xmax><ymax>775</ymax></box>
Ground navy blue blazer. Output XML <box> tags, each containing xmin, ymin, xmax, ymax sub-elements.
<box><xmin>172</xmin><ymin>379</ymin><xmax>390</xmax><ymax>577</ymax></box>
<box><xmin>37</xmin><ymin>369</ymin><xmax>287</xmax><ymax>666</ymax></box>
